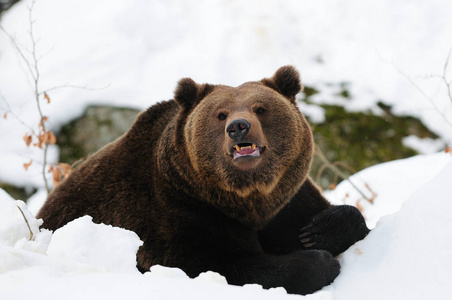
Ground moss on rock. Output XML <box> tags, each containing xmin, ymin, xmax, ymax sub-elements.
<box><xmin>300</xmin><ymin>85</ymin><xmax>440</xmax><ymax>189</ymax></box>
<box><xmin>0</xmin><ymin>182</ymin><xmax>36</xmax><ymax>200</ymax></box>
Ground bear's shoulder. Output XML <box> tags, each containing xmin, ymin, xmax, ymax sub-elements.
<box><xmin>133</xmin><ymin>100</ymin><xmax>179</xmax><ymax>129</ymax></box>
<box><xmin>124</xmin><ymin>100</ymin><xmax>179</xmax><ymax>141</ymax></box>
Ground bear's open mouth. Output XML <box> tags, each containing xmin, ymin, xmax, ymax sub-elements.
<box><xmin>232</xmin><ymin>143</ymin><xmax>263</xmax><ymax>160</ymax></box>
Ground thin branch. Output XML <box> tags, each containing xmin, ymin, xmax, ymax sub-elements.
<box><xmin>333</xmin><ymin>161</ymin><xmax>358</xmax><ymax>174</ymax></box>
<box><xmin>393</xmin><ymin>64</ymin><xmax>452</xmax><ymax>128</ymax></box>
<box><xmin>26</xmin><ymin>0</ymin><xmax>50</xmax><ymax>193</ymax></box>
<box><xmin>315</xmin><ymin>163</ymin><xmax>330</xmax><ymax>188</ymax></box>
<box><xmin>384</xmin><ymin>49</ymin><xmax>452</xmax><ymax>129</ymax></box>
<box><xmin>1</xmin><ymin>0</ymin><xmax>52</xmax><ymax>193</ymax></box>
<box><xmin>17</xmin><ymin>205</ymin><xmax>34</xmax><ymax>240</ymax></box>
<box><xmin>442</xmin><ymin>47</ymin><xmax>452</xmax><ymax>105</ymax></box>
<box><xmin>0</xmin><ymin>96</ymin><xmax>36</xmax><ymax>134</ymax></box>
<box><xmin>0</xmin><ymin>24</ymin><xmax>37</xmax><ymax>82</ymax></box>
<box><xmin>314</xmin><ymin>144</ymin><xmax>372</xmax><ymax>202</ymax></box>
<box><xmin>41</xmin><ymin>83</ymin><xmax>111</xmax><ymax>94</ymax></box>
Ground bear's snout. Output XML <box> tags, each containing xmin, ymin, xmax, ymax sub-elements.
<box><xmin>226</xmin><ymin>119</ymin><xmax>251</xmax><ymax>141</ymax></box>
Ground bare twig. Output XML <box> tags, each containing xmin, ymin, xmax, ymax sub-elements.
<box><xmin>387</xmin><ymin>49</ymin><xmax>452</xmax><ymax>128</ymax></box>
<box><xmin>333</xmin><ymin>161</ymin><xmax>358</xmax><ymax>174</ymax></box>
<box><xmin>395</xmin><ymin>67</ymin><xmax>452</xmax><ymax>128</ymax></box>
<box><xmin>315</xmin><ymin>162</ymin><xmax>330</xmax><ymax>187</ymax></box>
<box><xmin>441</xmin><ymin>47</ymin><xmax>452</xmax><ymax>105</ymax></box>
<box><xmin>1</xmin><ymin>0</ymin><xmax>52</xmax><ymax>193</ymax></box>
<box><xmin>27</xmin><ymin>0</ymin><xmax>51</xmax><ymax>193</ymax></box>
<box><xmin>314</xmin><ymin>144</ymin><xmax>373</xmax><ymax>202</ymax></box>
<box><xmin>41</xmin><ymin>82</ymin><xmax>111</xmax><ymax>94</ymax></box>
<box><xmin>0</xmin><ymin>92</ymin><xmax>36</xmax><ymax>133</ymax></box>
<box><xmin>17</xmin><ymin>205</ymin><xmax>34</xmax><ymax>240</ymax></box>
<box><xmin>0</xmin><ymin>26</ymin><xmax>37</xmax><ymax>85</ymax></box>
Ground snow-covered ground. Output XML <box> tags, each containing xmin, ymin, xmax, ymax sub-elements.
<box><xmin>326</xmin><ymin>153</ymin><xmax>452</xmax><ymax>300</ymax></box>
<box><xmin>324</xmin><ymin>152</ymin><xmax>452</xmax><ymax>228</ymax></box>
<box><xmin>1</xmin><ymin>0</ymin><xmax>452</xmax><ymax>299</ymax></box>
<box><xmin>1</xmin><ymin>152</ymin><xmax>451</xmax><ymax>300</ymax></box>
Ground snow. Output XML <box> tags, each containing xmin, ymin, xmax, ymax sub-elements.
<box><xmin>47</xmin><ymin>216</ymin><xmax>143</xmax><ymax>273</ymax></box>
<box><xmin>324</xmin><ymin>152</ymin><xmax>452</xmax><ymax>228</ymax></box>
<box><xmin>1</xmin><ymin>0</ymin><xmax>452</xmax><ymax>299</ymax></box>
<box><xmin>402</xmin><ymin>135</ymin><xmax>448</xmax><ymax>155</ymax></box>
<box><xmin>0</xmin><ymin>191</ymin><xmax>47</xmax><ymax>250</ymax></box>
<box><xmin>0</xmin><ymin>153</ymin><xmax>451</xmax><ymax>299</ymax></box>
<box><xmin>327</xmin><ymin>157</ymin><xmax>452</xmax><ymax>299</ymax></box>
<box><xmin>0</xmin><ymin>193</ymin><xmax>305</xmax><ymax>300</ymax></box>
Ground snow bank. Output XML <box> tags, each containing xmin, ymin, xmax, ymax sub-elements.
<box><xmin>47</xmin><ymin>216</ymin><xmax>143</xmax><ymax>273</ymax></box>
<box><xmin>0</xmin><ymin>189</ymin><xmax>50</xmax><ymax>252</ymax></box>
<box><xmin>325</xmin><ymin>152</ymin><xmax>452</xmax><ymax>228</ymax></box>
<box><xmin>0</xmin><ymin>153</ymin><xmax>451</xmax><ymax>299</ymax></box>
<box><xmin>327</xmin><ymin>159</ymin><xmax>452</xmax><ymax>299</ymax></box>
<box><xmin>0</xmin><ymin>190</ymin><xmax>307</xmax><ymax>300</ymax></box>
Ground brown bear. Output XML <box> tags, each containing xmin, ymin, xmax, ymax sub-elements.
<box><xmin>37</xmin><ymin>66</ymin><xmax>369</xmax><ymax>295</ymax></box>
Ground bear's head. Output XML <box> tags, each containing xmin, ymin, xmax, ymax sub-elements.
<box><xmin>164</xmin><ymin>66</ymin><xmax>313</xmax><ymax>228</ymax></box>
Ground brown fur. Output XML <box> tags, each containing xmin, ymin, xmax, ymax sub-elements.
<box><xmin>37</xmin><ymin>66</ymin><xmax>369</xmax><ymax>295</ymax></box>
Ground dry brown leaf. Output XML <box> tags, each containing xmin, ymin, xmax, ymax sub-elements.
<box><xmin>42</xmin><ymin>131</ymin><xmax>56</xmax><ymax>145</ymax></box>
<box><xmin>3</xmin><ymin>112</ymin><xmax>7</xmax><ymax>119</ymax></box>
<box><xmin>47</xmin><ymin>131</ymin><xmax>57</xmax><ymax>145</ymax></box>
<box><xmin>23</xmin><ymin>133</ymin><xmax>32</xmax><ymax>147</ymax></box>
<box><xmin>52</xmin><ymin>167</ymin><xmax>61</xmax><ymax>187</ymax></box>
<box><xmin>52</xmin><ymin>163</ymin><xmax>72</xmax><ymax>187</ymax></box>
<box><xmin>355</xmin><ymin>200</ymin><xmax>364</xmax><ymax>213</ymax></box>
<box><xmin>354</xmin><ymin>248</ymin><xmax>363</xmax><ymax>255</ymax></box>
<box><xmin>364</xmin><ymin>183</ymin><xmax>377</xmax><ymax>204</ymax></box>
<box><xmin>34</xmin><ymin>134</ymin><xmax>45</xmax><ymax>149</ymax></box>
<box><xmin>58</xmin><ymin>163</ymin><xmax>72</xmax><ymax>173</ymax></box>
<box><xmin>44</xmin><ymin>92</ymin><xmax>51</xmax><ymax>104</ymax></box>
<box><xmin>446</xmin><ymin>147</ymin><xmax>452</xmax><ymax>154</ymax></box>
<box><xmin>340</xmin><ymin>193</ymin><xmax>349</xmax><ymax>204</ymax></box>
<box><xmin>39</xmin><ymin>117</ymin><xmax>48</xmax><ymax>131</ymax></box>
<box><xmin>59</xmin><ymin>163</ymin><xmax>72</xmax><ymax>180</ymax></box>
<box><xmin>23</xmin><ymin>159</ymin><xmax>33</xmax><ymax>171</ymax></box>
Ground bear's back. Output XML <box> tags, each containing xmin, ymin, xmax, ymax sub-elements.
<box><xmin>37</xmin><ymin>100</ymin><xmax>179</xmax><ymax>232</ymax></box>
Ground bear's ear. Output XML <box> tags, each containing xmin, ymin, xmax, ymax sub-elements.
<box><xmin>174</xmin><ymin>78</ymin><xmax>214</xmax><ymax>111</ymax></box>
<box><xmin>261</xmin><ymin>65</ymin><xmax>303</xmax><ymax>102</ymax></box>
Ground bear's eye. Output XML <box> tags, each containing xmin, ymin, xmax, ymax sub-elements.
<box><xmin>255</xmin><ymin>107</ymin><xmax>266</xmax><ymax>115</ymax></box>
<box><xmin>218</xmin><ymin>112</ymin><xmax>227</xmax><ymax>121</ymax></box>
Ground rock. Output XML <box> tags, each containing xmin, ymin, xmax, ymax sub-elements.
<box><xmin>56</xmin><ymin>91</ymin><xmax>442</xmax><ymax>191</ymax></box>
<box><xmin>300</xmin><ymin>84</ymin><xmax>442</xmax><ymax>189</ymax></box>
<box><xmin>57</xmin><ymin>105</ymin><xmax>140</xmax><ymax>164</ymax></box>
<box><xmin>0</xmin><ymin>183</ymin><xmax>36</xmax><ymax>201</ymax></box>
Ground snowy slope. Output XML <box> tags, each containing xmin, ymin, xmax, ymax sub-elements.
<box><xmin>327</xmin><ymin>156</ymin><xmax>452</xmax><ymax>299</ymax></box>
<box><xmin>1</xmin><ymin>1</ymin><xmax>452</xmax><ymax>298</ymax></box>
<box><xmin>1</xmin><ymin>0</ymin><xmax>452</xmax><ymax>191</ymax></box>
<box><xmin>0</xmin><ymin>153</ymin><xmax>451</xmax><ymax>300</ymax></box>
<box><xmin>324</xmin><ymin>152</ymin><xmax>452</xmax><ymax>228</ymax></box>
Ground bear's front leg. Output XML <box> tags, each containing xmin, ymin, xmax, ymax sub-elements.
<box><xmin>223</xmin><ymin>249</ymin><xmax>340</xmax><ymax>295</ymax></box>
<box><xmin>259</xmin><ymin>178</ymin><xmax>369</xmax><ymax>256</ymax></box>
<box><xmin>299</xmin><ymin>205</ymin><xmax>370</xmax><ymax>256</ymax></box>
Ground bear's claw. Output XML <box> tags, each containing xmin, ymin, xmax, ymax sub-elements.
<box><xmin>298</xmin><ymin>205</ymin><xmax>370</xmax><ymax>256</ymax></box>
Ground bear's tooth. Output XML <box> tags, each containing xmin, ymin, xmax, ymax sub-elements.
<box><xmin>251</xmin><ymin>144</ymin><xmax>256</xmax><ymax>150</ymax></box>
<box><xmin>234</xmin><ymin>145</ymin><xmax>241</xmax><ymax>152</ymax></box>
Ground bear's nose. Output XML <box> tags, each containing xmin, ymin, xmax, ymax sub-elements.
<box><xmin>226</xmin><ymin>119</ymin><xmax>251</xmax><ymax>141</ymax></box>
